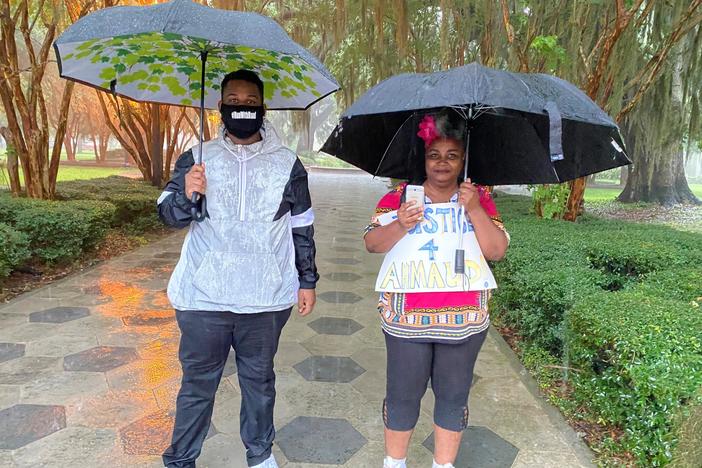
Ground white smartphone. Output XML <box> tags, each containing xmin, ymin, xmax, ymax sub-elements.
<box><xmin>405</xmin><ymin>184</ymin><xmax>425</xmax><ymax>210</ymax></box>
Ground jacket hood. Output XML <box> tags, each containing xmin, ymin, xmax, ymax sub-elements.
<box><xmin>217</xmin><ymin>119</ymin><xmax>283</xmax><ymax>162</ymax></box>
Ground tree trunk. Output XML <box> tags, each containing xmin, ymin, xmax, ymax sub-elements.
<box><xmin>64</xmin><ymin>134</ymin><xmax>76</xmax><ymax>161</ymax></box>
<box><xmin>563</xmin><ymin>177</ymin><xmax>586</xmax><ymax>221</ymax></box>
<box><xmin>618</xmin><ymin>41</ymin><xmax>699</xmax><ymax>205</ymax></box>
<box><xmin>98</xmin><ymin>131</ymin><xmax>109</xmax><ymax>161</ymax></box>
<box><xmin>0</xmin><ymin>127</ymin><xmax>21</xmax><ymax>195</ymax></box>
<box><xmin>294</xmin><ymin>109</ymin><xmax>312</xmax><ymax>153</ymax></box>
<box><xmin>91</xmin><ymin>135</ymin><xmax>100</xmax><ymax>162</ymax></box>
<box><xmin>619</xmin><ymin>147</ymin><xmax>700</xmax><ymax>204</ymax></box>
<box><xmin>672</xmin><ymin>150</ymin><xmax>699</xmax><ymax>203</ymax></box>
<box><xmin>48</xmin><ymin>81</ymin><xmax>76</xmax><ymax>195</ymax></box>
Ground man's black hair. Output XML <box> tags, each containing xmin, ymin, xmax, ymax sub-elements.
<box><xmin>221</xmin><ymin>69</ymin><xmax>264</xmax><ymax>100</ymax></box>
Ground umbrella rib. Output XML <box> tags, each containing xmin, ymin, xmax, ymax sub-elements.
<box><xmin>372</xmin><ymin>112</ymin><xmax>417</xmax><ymax>178</ymax></box>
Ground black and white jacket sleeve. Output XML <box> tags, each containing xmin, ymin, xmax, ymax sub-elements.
<box><xmin>156</xmin><ymin>149</ymin><xmax>206</xmax><ymax>228</ymax></box>
<box><xmin>275</xmin><ymin>158</ymin><xmax>319</xmax><ymax>289</ymax></box>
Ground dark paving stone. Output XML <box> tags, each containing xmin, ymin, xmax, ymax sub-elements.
<box><xmin>0</xmin><ymin>342</ymin><xmax>26</xmax><ymax>363</ymax></box>
<box><xmin>223</xmin><ymin>350</ymin><xmax>237</xmax><ymax>377</ymax></box>
<box><xmin>422</xmin><ymin>426</ymin><xmax>519</xmax><ymax>467</ymax></box>
<box><xmin>308</xmin><ymin>317</ymin><xmax>363</xmax><ymax>336</ymax></box>
<box><xmin>277</xmin><ymin>416</ymin><xmax>367</xmax><ymax>464</ymax></box>
<box><xmin>29</xmin><ymin>307</ymin><xmax>90</xmax><ymax>323</ymax></box>
<box><xmin>318</xmin><ymin>291</ymin><xmax>363</xmax><ymax>304</ymax></box>
<box><xmin>0</xmin><ymin>404</ymin><xmax>66</xmax><ymax>449</ymax></box>
<box><xmin>81</xmin><ymin>285</ymin><xmax>104</xmax><ymax>296</ymax></box>
<box><xmin>327</xmin><ymin>257</ymin><xmax>361</xmax><ymax>265</ymax></box>
<box><xmin>325</xmin><ymin>272</ymin><xmax>362</xmax><ymax>282</ymax></box>
<box><xmin>137</xmin><ymin>260</ymin><xmax>174</xmax><ymax>269</ymax></box>
<box><xmin>121</xmin><ymin>315</ymin><xmax>175</xmax><ymax>327</ymax></box>
<box><xmin>293</xmin><ymin>356</ymin><xmax>365</xmax><ymax>383</ymax></box>
<box><xmin>119</xmin><ymin>409</ymin><xmax>216</xmax><ymax>455</ymax></box>
<box><xmin>64</xmin><ymin>346</ymin><xmax>139</xmax><ymax>372</ymax></box>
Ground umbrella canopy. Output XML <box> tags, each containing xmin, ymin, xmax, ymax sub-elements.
<box><xmin>54</xmin><ymin>0</ymin><xmax>338</xmax><ymax>110</ymax></box>
<box><xmin>321</xmin><ymin>62</ymin><xmax>630</xmax><ymax>185</ymax></box>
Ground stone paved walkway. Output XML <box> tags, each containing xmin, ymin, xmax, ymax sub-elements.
<box><xmin>0</xmin><ymin>172</ymin><xmax>594</xmax><ymax>467</ymax></box>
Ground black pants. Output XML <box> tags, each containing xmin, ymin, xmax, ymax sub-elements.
<box><xmin>163</xmin><ymin>308</ymin><xmax>291</xmax><ymax>468</ymax></box>
<box><xmin>383</xmin><ymin>329</ymin><xmax>487</xmax><ymax>432</ymax></box>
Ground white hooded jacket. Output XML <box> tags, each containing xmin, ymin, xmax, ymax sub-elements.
<box><xmin>158</xmin><ymin>122</ymin><xmax>318</xmax><ymax>313</ymax></box>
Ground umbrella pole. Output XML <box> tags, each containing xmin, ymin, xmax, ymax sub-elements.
<box><xmin>191</xmin><ymin>50</ymin><xmax>209</xmax><ymax>222</ymax></box>
<box><xmin>455</xmin><ymin>127</ymin><xmax>470</xmax><ymax>285</ymax></box>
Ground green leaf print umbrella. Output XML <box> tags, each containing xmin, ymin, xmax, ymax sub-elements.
<box><xmin>54</xmin><ymin>0</ymin><xmax>338</xmax><ymax>110</ymax></box>
<box><xmin>54</xmin><ymin>0</ymin><xmax>338</xmax><ymax>220</ymax></box>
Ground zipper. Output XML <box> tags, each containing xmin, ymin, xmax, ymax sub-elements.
<box><xmin>238</xmin><ymin>158</ymin><xmax>246</xmax><ymax>221</ymax></box>
<box><xmin>220</xmin><ymin>138</ymin><xmax>257</xmax><ymax>222</ymax></box>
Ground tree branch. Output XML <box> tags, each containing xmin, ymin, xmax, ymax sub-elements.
<box><xmin>49</xmin><ymin>80</ymin><xmax>74</xmax><ymax>190</ymax></box>
<box><xmin>618</xmin><ymin>1</ymin><xmax>702</xmax><ymax>120</ymax></box>
<box><xmin>29</xmin><ymin>0</ymin><xmax>46</xmax><ymax>33</ymax></box>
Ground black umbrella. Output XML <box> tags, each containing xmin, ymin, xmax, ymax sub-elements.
<box><xmin>321</xmin><ymin>62</ymin><xmax>630</xmax><ymax>186</ymax></box>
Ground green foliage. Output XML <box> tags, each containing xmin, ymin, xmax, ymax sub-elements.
<box><xmin>56</xmin><ymin>176</ymin><xmax>160</xmax><ymax>227</ymax></box>
<box><xmin>0</xmin><ymin>195</ymin><xmax>46</xmax><ymax>224</ymax></box>
<box><xmin>0</xmin><ymin>223</ymin><xmax>30</xmax><ymax>277</ymax></box>
<box><xmin>491</xmin><ymin>195</ymin><xmax>702</xmax><ymax>466</ymax></box>
<box><xmin>13</xmin><ymin>200</ymin><xmax>116</xmax><ymax>264</ymax></box>
<box><xmin>529</xmin><ymin>35</ymin><xmax>567</xmax><ymax>73</ymax></box>
<box><xmin>529</xmin><ymin>183</ymin><xmax>570</xmax><ymax>219</ymax></box>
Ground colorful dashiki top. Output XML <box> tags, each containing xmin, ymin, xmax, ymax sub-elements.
<box><xmin>364</xmin><ymin>183</ymin><xmax>508</xmax><ymax>343</ymax></box>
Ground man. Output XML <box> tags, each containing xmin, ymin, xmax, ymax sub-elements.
<box><xmin>158</xmin><ymin>69</ymin><xmax>318</xmax><ymax>468</ymax></box>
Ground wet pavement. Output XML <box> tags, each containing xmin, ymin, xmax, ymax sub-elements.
<box><xmin>0</xmin><ymin>172</ymin><xmax>594</xmax><ymax>467</ymax></box>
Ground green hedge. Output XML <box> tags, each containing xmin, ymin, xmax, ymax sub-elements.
<box><xmin>490</xmin><ymin>195</ymin><xmax>702</xmax><ymax>466</ymax></box>
<box><xmin>13</xmin><ymin>200</ymin><xmax>116</xmax><ymax>264</ymax></box>
<box><xmin>56</xmin><ymin>176</ymin><xmax>161</xmax><ymax>226</ymax></box>
<box><xmin>0</xmin><ymin>176</ymin><xmax>162</xmax><ymax>273</ymax></box>
<box><xmin>0</xmin><ymin>223</ymin><xmax>30</xmax><ymax>277</ymax></box>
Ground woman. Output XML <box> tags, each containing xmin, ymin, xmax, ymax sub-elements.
<box><xmin>364</xmin><ymin>110</ymin><xmax>509</xmax><ymax>468</ymax></box>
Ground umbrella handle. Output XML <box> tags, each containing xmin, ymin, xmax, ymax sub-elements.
<box><xmin>454</xmin><ymin>249</ymin><xmax>465</xmax><ymax>274</ymax></box>
<box><xmin>190</xmin><ymin>192</ymin><xmax>207</xmax><ymax>221</ymax></box>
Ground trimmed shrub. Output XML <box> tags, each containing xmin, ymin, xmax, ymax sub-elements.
<box><xmin>568</xmin><ymin>291</ymin><xmax>702</xmax><ymax>465</ymax></box>
<box><xmin>0</xmin><ymin>222</ymin><xmax>30</xmax><ymax>277</ymax></box>
<box><xmin>57</xmin><ymin>176</ymin><xmax>161</xmax><ymax>227</ymax></box>
<box><xmin>490</xmin><ymin>195</ymin><xmax>702</xmax><ymax>466</ymax></box>
<box><xmin>0</xmin><ymin>194</ymin><xmax>45</xmax><ymax>224</ymax></box>
<box><xmin>13</xmin><ymin>200</ymin><xmax>116</xmax><ymax>264</ymax></box>
<box><xmin>0</xmin><ymin>176</ymin><xmax>164</xmax><ymax>276</ymax></box>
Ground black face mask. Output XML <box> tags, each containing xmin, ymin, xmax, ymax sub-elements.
<box><xmin>220</xmin><ymin>104</ymin><xmax>264</xmax><ymax>139</ymax></box>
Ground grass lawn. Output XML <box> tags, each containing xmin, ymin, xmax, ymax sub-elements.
<box><xmin>54</xmin><ymin>166</ymin><xmax>139</xmax><ymax>182</ymax></box>
<box><xmin>585</xmin><ymin>183</ymin><xmax>702</xmax><ymax>202</ymax></box>
<box><xmin>60</xmin><ymin>150</ymin><xmax>100</xmax><ymax>161</ymax></box>
<box><xmin>0</xmin><ymin>165</ymin><xmax>140</xmax><ymax>188</ymax></box>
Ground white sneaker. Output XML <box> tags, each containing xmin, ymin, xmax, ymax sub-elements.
<box><xmin>250</xmin><ymin>454</ymin><xmax>278</xmax><ymax>468</ymax></box>
<box><xmin>432</xmin><ymin>460</ymin><xmax>454</xmax><ymax>468</ymax></box>
<box><xmin>384</xmin><ymin>455</ymin><xmax>407</xmax><ymax>468</ymax></box>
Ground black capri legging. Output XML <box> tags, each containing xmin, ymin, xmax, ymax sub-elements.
<box><xmin>383</xmin><ymin>328</ymin><xmax>488</xmax><ymax>432</ymax></box>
